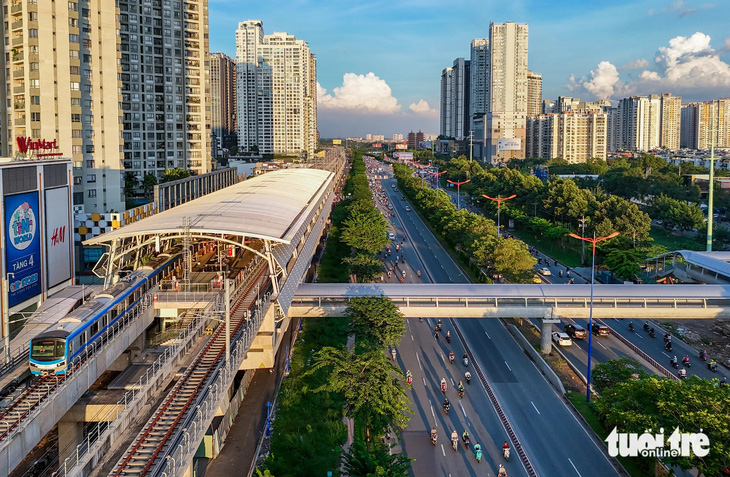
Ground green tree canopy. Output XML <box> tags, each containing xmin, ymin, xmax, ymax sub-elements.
<box><xmin>341</xmin><ymin>201</ymin><xmax>390</xmax><ymax>254</ymax></box>
<box><xmin>142</xmin><ymin>173</ymin><xmax>157</xmax><ymax>198</ymax></box>
<box><xmin>342</xmin><ymin>441</ymin><xmax>412</xmax><ymax>477</ymax></box>
<box><xmin>543</xmin><ymin>178</ymin><xmax>590</xmax><ymax>224</ymax></box>
<box><xmin>604</xmin><ymin>248</ymin><xmax>643</xmax><ymax>281</ymax></box>
<box><xmin>161</xmin><ymin>167</ymin><xmax>192</xmax><ymax>183</ymax></box>
<box><xmin>343</xmin><ymin>253</ymin><xmax>383</xmax><ymax>283</ymax></box>
<box><xmin>308</xmin><ymin>347</ymin><xmax>411</xmax><ymax>445</ymax></box>
<box><xmin>346</xmin><ymin>296</ymin><xmax>406</xmax><ymax>349</ymax></box>
<box><xmin>591</xmin><ymin>357</ymin><xmax>648</xmax><ymax>395</ymax></box>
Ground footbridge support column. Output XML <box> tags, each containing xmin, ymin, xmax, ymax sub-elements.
<box><xmin>540</xmin><ymin>313</ymin><xmax>561</xmax><ymax>355</ymax></box>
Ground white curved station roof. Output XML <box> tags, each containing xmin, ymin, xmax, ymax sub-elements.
<box><xmin>86</xmin><ymin>168</ymin><xmax>333</xmax><ymax>245</ymax></box>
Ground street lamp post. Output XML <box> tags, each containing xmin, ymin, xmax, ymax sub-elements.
<box><xmin>482</xmin><ymin>194</ymin><xmax>517</xmax><ymax>238</ymax></box>
<box><xmin>428</xmin><ymin>170</ymin><xmax>446</xmax><ymax>192</ymax></box>
<box><xmin>706</xmin><ymin>113</ymin><xmax>716</xmax><ymax>252</ymax></box>
<box><xmin>446</xmin><ymin>179</ymin><xmax>470</xmax><ymax>210</ymax></box>
<box><xmin>568</xmin><ymin>231</ymin><xmax>619</xmax><ymax>403</ymax></box>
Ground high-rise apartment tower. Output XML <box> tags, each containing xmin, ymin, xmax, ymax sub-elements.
<box><xmin>210</xmin><ymin>52</ymin><xmax>237</xmax><ymax>154</ymax></box>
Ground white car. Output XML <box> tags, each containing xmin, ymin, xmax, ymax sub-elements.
<box><xmin>552</xmin><ymin>332</ymin><xmax>573</xmax><ymax>347</ymax></box>
<box><xmin>405</xmin><ymin>206</ymin><xmax>411</xmax><ymax>212</ymax></box>
<box><xmin>538</xmin><ymin>267</ymin><xmax>552</xmax><ymax>276</ymax></box>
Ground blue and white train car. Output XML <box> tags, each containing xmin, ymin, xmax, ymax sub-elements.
<box><xmin>29</xmin><ymin>253</ymin><xmax>179</xmax><ymax>375</ymax></box>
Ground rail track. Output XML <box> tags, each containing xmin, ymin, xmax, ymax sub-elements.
<box><xmin>111</xmin><ymin>267</ymin><xmax>268</xmax><ymax>476</ymax></box>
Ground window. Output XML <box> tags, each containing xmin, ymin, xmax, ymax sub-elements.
<box><xmin>71</xmin><ymin>114</ymin><xmax>81</xmax><ymax>122</ymax></box>
<box><xmin>29</xmin><ymin>62</ymin><xmax>39</xmax><ymax>71</ymax></box>
<box><xmin>69</xmin><ymin>2</ymin><xmax>78</xmax><ymax>11</ymax></box>
<box><xmin>87</xmin><ymin>189</ymin><xmax>96</xmax><ymax>198</ymax></box>
<box><xmin>70</xmin><ymin>97</ymin><xmax>81</xmax><ymax>106</ymax></box>
<box><xmin>31</xmin><ymin>129</ymin><xmax>40</xmax><ymax>137</ymax></box>
<box><xmin>30</xmin><ymin>79</ymin><xmax>39</xmax><ymax>88</ymax></box>
<box><xmin>72</xmin><ymin>129</ymin><xmax>82</xmax><ymax>138</ymax></box>
<box><xmin>69</xmin><ymin>34</ymin><xmax>79</xmax><ymax>43</ymax></box>
<box><xmin>86</xmin><ymin>174</ymin><xmax>96</xmax><ymax>183</ymax></box>
<box><xmin>72</xmin><ymin>145</ymin><xmax>82</xmax><ymax>154</ymax></box>
<box><xmin>30</xmin><ymin>96</ymin><xmax>40</xmax><ymax>105</ymax></box>
<box><xmin>70</xmin><ymin>65</ymin><xmax>79</xmax><ymax>75</ymax></box>
<box><xmin>69</xmin><ymin>18</ymin><xmax>77</xmax><ymax>27</ymax></box>
<box><xmin>70</xmin><ymin>82</ymin><xmax>80</xmax><ymax>91</ymax></box>
<box><xmin>69</xmin><ymin>50</ymin><xmax>79</xmax><ymax>59</ymax></box>
<box><xmin>29</xmin><ymin>29</ymin><xmax>38</xmax><ymax>38</ymax></box>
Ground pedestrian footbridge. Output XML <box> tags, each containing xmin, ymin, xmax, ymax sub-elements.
<box><xmin>291</xmin><ymin>283</ymin><xmax>730</xmax><ymax>320</ymax></box>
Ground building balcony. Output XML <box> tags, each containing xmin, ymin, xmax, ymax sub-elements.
<box><xmin>11</xmin><ymin>3</ymin><xmax>22</xmax><ymax>14</ymax></box>
<box><xmin>14</xmin><ymin>102</ymin><xmax>25</xmax><ymax>110</ymax></box>
<box><xmin>13</xmin><ymin>86</ymin><xmax>25</xmax><ymax>94</ymax></box>
<box><xmin>11</xmin><ymin>20</ymin><xmax>23</xmax><ymax>30</ymax></box>
<box><xmin>13</xmin><ymin>69</ymin><xmax>24</xmax><ymax>78</ymax></box>
<box><xmin>12</xmin><ymin>52</ymin><xmax>23</xmax><ymax>62</ymax></box>
<box><xmin>15</xmin><ymin>116</ymin><xmax>25</xmax><ymax>125</ymax></box>
<box><xmin>12</xmin><ymin>36</ymin><xmax>24</xmax><ymax>46</ymax></box>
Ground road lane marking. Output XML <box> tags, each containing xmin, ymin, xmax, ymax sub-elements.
<box><xmin>504</xmin><ymin>361</ymin><xmax>512</xmax><ymax>371</ymax></box>
<box><xmin>636</xmin><ymin>333</ymin><xmax>643</xmax><ymax>339</ymax></box>
<box><xmin>459</xmin><ymin>401</ymin><xmax>467</xmax><ymax>418</ymax></box>
<box><xmin>484</xmin><ymin>331</ymin><xmax>491</xmax><ymax>340</ymax></box>
<box><xmin>597</xmin><ymin>341</ymin><xmax>607</xmax><ymax>350</ymax></box>
<box><xmin>430</xmin><ymin>403</ymin><xmax>435</xmax><ymax>420</ymax></box>
<box><xmin>450</xmin><ymin>377</ymin><xmax>455</xmax><ymax>386</ymax></box>
<box><xmin>568</xmin><ymin>458</ymin><xmax>583</xmax><ymax>477</ymax></box>
<box><xmin>416</xmin><ymin>353</ymin><xmax>423</xmax><ymax>371</ymax></box>
<box><xmin>531</xmin><ymin>401</ymin><xmax>541</xmax><ymax>415</ymax></box>
<box><xmin>662</xmin><ymin>352</ymin><xmax>671</xmax><ymax>358</ymax></box>
<box><xmin>441</xmin><ymin>444</ymin><xmax>445</xmax><ymax>456</ymax></box>
<box><xmin>411</xmin><ymin>334</ymin><xmax>414</xmax><ymax>341</ymax></box>
<box><xmin>423</xmin><ymin>377</ymin><xmax>427</xmax><ymax>386</ymax></box>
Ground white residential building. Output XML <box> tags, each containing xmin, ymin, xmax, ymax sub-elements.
<box><xmin>526</xmin><ymin>112</ymin><xmax>607</xmax><ymax>163</ymax></box>
<box><xmin>618</xmin><ymin>95</ymin><xmax>661</xmax><ymax>151</ymax></box>
<box><xmin>469</xmin><ymin>38</ymin><xmax>489</xmax><ymax>132</ymax></box>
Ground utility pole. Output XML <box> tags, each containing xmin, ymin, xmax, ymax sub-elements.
<box><xmin>577</xmin><ymin>216</ymin><xmax>588</xmax><ymax>265</ymax></box>
<box><xmin>469</xmin><ymin>130</ymin><xmax>473</xmax><ymax>163</ymax></box>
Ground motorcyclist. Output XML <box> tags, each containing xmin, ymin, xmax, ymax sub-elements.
<box><xmin>434</xmin><ymin>330</ymin><xmax>440</xmax><ymax>340</ymax></box>
<box><xmin>644</xmin><ymin>321</ymin><xmax>650</xmax><ymax>332</ymax></box>
<box><xmin>649</xmin><ymin>327</ymin><xmax>655</xmax><ymax>337</ymax></box>
<box><xmin>463</xmin><ymin>353</ymin><xmax>469</xmax><ymax>366</ymax></box>
<box><xmin>391</xmin><ymin>348</ymin><xmax>397</xmax><ymax>360</ymax></box>
<box><xmin>628</xmin><ymin>321</ymin><xmax>634</xmax><ymax>331</ymax></box>
<box><xmin>465</xmin><ymin>371</ymin><xmax>471</xmax><ymax>384</ymax></box>
<box><xmin>417</xmin><ymin>270</ymin><xmax>421</xmax><ymax>277</ymax></box>
<box><xmin>430</xmin><ymin>427</ymin><xmax>438</xmax><ymax>442</ymax></box>
<box><xmin>683</xmin><ymin>355</ymin><xmax>690</xmax><ymax>366</ymax></box>
<box><xmin>709</xmin><ymin>359</ymin><xmax>718</xmax><ymax>371</ymax></box>
<box><xmin>451</xmin><ymin>430</ymin><xmax>458</xmax><ymax>447</ymax></box>
<box><xmin>462</xmin><ymin>430</ymin><xmax>470</xmax><ymax>443</ymax></box>
<box><xmin>436</xmin><ymin>319</ymin><xmax>442</xmax><ymax>331</ymax></box>
<box><xmin>406</xmin><ymin>370</ymin><xmax>412</xmax><ymax>383</ymax></box>
<box><xmin>678</xmin><ymin>368</ymin><xmax>687</xmax><ymax>379</ymax></box>
<box><xmin>503</xmin><ymin>441</ymin><xmax>510</xmax><ymax>451</ymax></box>
<box><xmin>446</xmin><ymin>330</ymin><xmax>451</xmax><ymax>343</ymax></box>
<box><xmin>670</xmin><ymin>356</ymin><xmax>678</xmax><ymax>367</ymax></box>
<box><xmin>498</xmin><ymin>464</ymin><xmax>507</xmax><ymax>477</ymax></box>
<box><xmin>443</xmin><ymin>397</ymin><xmax>450</xmax><ymax>411</ymax></box>
<box><xmin>665</xmin><ymin>341</ymin><xmax>672</xmax><ymax>352</ymax></box>
<box><xmin>449</xmin><ymin>351</ymin><xmax>455</xmax><ymax>363</ymax></box>
<box><xmin>440</xmin><ymin>378</ymin><xmax>447</xmax><ymax>392</ymax></box>
<box><xmin>700</xmin><ymin>349</ymin><xmax>708</xmax><ymax>360</ymax></box>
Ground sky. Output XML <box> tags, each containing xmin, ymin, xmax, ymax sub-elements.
<box><xmin>209</xmin><ymin>0</ymin><xmax>730</xmax><ymax>138</ymax></box>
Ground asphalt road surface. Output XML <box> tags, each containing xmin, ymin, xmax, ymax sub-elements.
<box><xmin>367</xmin><ymin>161</ymin><xmax>619</xmax><ymax>477</ymax></box>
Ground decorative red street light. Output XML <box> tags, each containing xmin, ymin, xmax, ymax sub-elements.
<box><xmin>482</xmin><ymin>194</ymin><xmax>517</xmax><ymax>238</ymax></box>
<box><xmin>428</xmin><ymin>170</ymin><xmax>446</xmax><ymax>192</ymax></box>
<box><xmin>568</xmin><ymin>231</ymin><xmax>620</xmax><ymax>403</ymax></box>
<box><xmin>446</xmin><ymin>179</ymin><xmax>470</xmax><ymax>210</ymax></box>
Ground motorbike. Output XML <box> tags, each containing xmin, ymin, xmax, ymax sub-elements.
<box><xmin>462</xmin><ymin>434</ymin><xmax>470</xmax><ymax>449</ymax></box>
<box><xmin>474</xmin><ymin>446</ymin><xmax>482</xmax><ymax>463</ymax></box>
<box><xmin>643</xmin><ymin>322</ymin><xmax>650</xmax><ymax>332</ymax></box>
<box><xmin>664</xmin><ymin>333</ymin><xmax>671</xmax><ymax>343</ymax></box>
<box><xmin>683</xmin><ymin>358</ymin><xmax>691</xmax><ymax>368</ymax></box>
<box><xmin>458</xmin><ymin>387</ymin><xmax>464</xmax><ymax>399</ymax></box>
<box><xmin>670</xmin><ymin>358</ymin><xmax>679</xmax><ymax>369</ymax></box>
<box><xmin>678</xmin><ymin>369</ymin><xmax>687</xmax><ymax>379</ymax></box>
<box><xmin>463</xmin><ymin>356</ymin><xmax>469</xmax><ymax>367</ymax></box>
<box><xmin>446</xmin><ymin>332</ymin><xmax>451</xmax><ymax>344</ymax></box>
<box><xmin>708</xmin><ymin>362</ymin><xmax>718</xmax><ymax>372</ymax></box>
<box><xmin>451</xmin><ymin>436</ymin><xmax>458</xmax><ymax>451</ymax></box>
<box><xmin>628</xmin><ymin>322</ymin><xmax>634</xmax><ymax>332</ymax></box>
<box><xmin>441</xmin><ymin>381</ymin><xmax>447</xmax><ymax>393</ymax></box>
<box><xmin>665</xmin><ymin>342</ymin><xmax>672</xmax><ymax>352</ymax></box>
<box><xmin>649</xmin><ymin>329</ymin><xmax>656</xmax><ymax>338</ymax></box>
<box><xmin>430</xmin><ymin>431</ymin><xmax>438</xmax><ymax>445</ymax></box>
<box><xmin>443</xmin><ymin>403</ymin><xmax>450</xmax><ymax>414</ymax></box>
<box><xmin>503</xmin><ymin>447</ymin><xmax>510</xmax><ymax>461</ymax></box>
<box><xmin>465</xmin><ymin>373</ymin><xmax>471</xmax><ymax>384</ymax></box>
<box><xmin>406</xmin><ymin>375</ymin><xmax>413</xmax><ymax>386</ymax></box>
<box><xmin>449</xmin><ymin>353</ymin><xmax>455</xmax><ymax>364</ymax></box>
<box><xmin>700</xmin><ymin>350</ymin><xmax>708</xmax><ymax>361</ymax></box>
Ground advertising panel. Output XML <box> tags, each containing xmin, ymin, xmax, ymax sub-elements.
<box><xmin>332</xmin><ymin>139</ymin><xmax>342</xmax><ymax>145</ymax></box>
<box><xmin>393</xmin><ymin>152</ymin><xmax>414</xmax><ymax>161</ymax></box>
<box><xmin>395</xmin><ymin>143</ymin><xmax>407</xmax><ymax>150</ymax></box>
<box><xmin>497</xmin><ymin>138</ymin><xmax>521</xmax><ymax>151</ymax></box>
<box><xmin>4</xmin><ymin>192</ymin><xmax>41</xmax><ymax>307</ymax></box>
<box><xmin>45</xmin><ymin>187</ymin><xmax>72</xmax><ymax>288</ymax></box>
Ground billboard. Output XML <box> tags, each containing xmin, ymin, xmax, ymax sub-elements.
<box><xmin>497</xmin><ymin>138</ymin><xmax>521</xmax><ymax>151</ymax></box>
<box><xmin>394</xmin><ymin>152</ymin><xmax>414</xmax><ymax>161</ymax></box>
<box><xmin>5</xmin><ymin>192</ymin><xmax>41</xmax><ymax>307</ymax></box>
<box><xmin>332</xmin><ymin>139</ymin><xmax>342</xmax><ymax>145</ymax></box>
<box><xmin>45</xmin><ymin>187</ymin><xmax>72</xmax><ymax>288</ymax></box>
<box><xmin>395</xmin><ymin>144</ymin><xmax>407</xmax><ymax>150</ymax></box>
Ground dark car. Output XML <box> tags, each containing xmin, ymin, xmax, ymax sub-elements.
<box><xmin>592</xmin><ymin>323</ymin><xmax>610</xmax><ymax>336</ymax></box>
<box><xmin>565</xmin><ymin>323</ymin><xmax>587</xmax><ymax>339</ymax></box>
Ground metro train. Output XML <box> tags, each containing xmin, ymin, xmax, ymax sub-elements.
<box><xmin>29</xmin><ymin>252</ymin><xmax>180</xmax><ymax>375</ymax></box>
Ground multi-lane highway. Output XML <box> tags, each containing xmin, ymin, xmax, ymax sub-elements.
<box><xmin>366</xmin><ymin>159</ymin><xmax>619</xmax><ymax>477</ymax></box>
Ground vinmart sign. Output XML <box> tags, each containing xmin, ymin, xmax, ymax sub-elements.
<box><xmin>16</xmin><ymin>137</ymin><xmax>63</xmax><ymax>157</ymax></box>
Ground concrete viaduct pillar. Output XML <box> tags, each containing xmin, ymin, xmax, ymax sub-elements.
<box><xmin>58</xmin><ymin>403</ymin><xmax>125</xmax><ymax>468</ymax></box>
<box><xmin>540</xmin><ymin>311</ymin><xmax>562</xmax><ymax>355</ymax></box>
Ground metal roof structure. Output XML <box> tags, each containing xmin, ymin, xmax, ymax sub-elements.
<box><xmin>85</xmin><ymin>168</ymin><xmax>333</xmax><ymax>246</ymax></box>
<box><xmin>670</xmin><ymin>250</ymin><xmax>730</xmax><ymax>278</ymax></box>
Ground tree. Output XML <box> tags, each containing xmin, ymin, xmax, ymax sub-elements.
<box><xmin>591</xmin><ymin>357</ymin><xmax>648</xmax><ymax>394</ymax></box>
<box><xmin>346</xmin><ymin>296</ymin><xmax>406</xmax><ymax>349</ymax></box>
<box><xmin>604</xmin><ymin>248</ymin><xmax>643</xmax><ymax>281</ymax></box>
<box><xmin>342</xmin><ymin>441</ymin><xmax>412</xmax><ymax>477</ymax></box>
<box><xmin>340</xmin><ymin>202</ymin><xmax>390</xmax><ymax>254</ymax></box>
<box><xmin>597</xmin><ymin>376</ymin><xmax>730</xmax><ymax>476</ymax></box>
<box><xmin>124</xmin><ymin>172</ymin><xmax>138</xmax><ymax>198</ymax></box>
<box><xmin>593</xmin><ymin>196</ymin><xmax>651</xmax><ymax>244</ymax></box>
<box><xmin>255</xmin><ymin>470</ymin><xmax>275</xmax><ymax>477</ymax></box>
<box><xmin>161</xmin><ymin>167</ymin><xmax>192</xmax><ymax>183</ymax></box>
<box><xmin>489</xmin><ymin>238</ymin><xmax>537</xmax><ymax>283</ymax></box>
<box><xmin>543</xmin><ymin>178</ymin><xmax>590</xmax><ymax>224</ymax></box>
<box><xmin>307</xmin><ymin>347</ymin><xmax>411</xmax><ymax>449</ymax></box>
<box><xmin>652</xmin><ymin>195</ymin><xmax>704</xmax><ymax>234</ymax></box>
<box><xmin>342</xmin><ymin>253</ymin><xmax>383</xmax><ymax>283</ymax></box>
<box><xmin>142</xmin><ymin>173</ymin><xmax>157</xmax><ymax>198</ymax></box>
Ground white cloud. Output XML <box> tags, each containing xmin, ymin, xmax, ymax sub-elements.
<box><xmin>620</xmin><ymin>59</ymin><xmax>649</xmax><ymax>70</ymax></box>
<box><xmin>408</xmin><ymin>99</ymin><xmax>437</xmax><ymax>115</ymax></box>
<box><xmin>568</xmin><ymin>32</ymin><xmax>730</xmax><ymax>100</ymax></box>
<box><xmin>570</xmin><ymin>61</ymin><xmax>621</xmax><ymax>99</ymax></box>
<box><xmin>723</xmin><ymin>37</ymin><xmax>730</xmax><ymax>51</ymax></box>
<box><xmin>663</xmin><ymin>0</ymin><xmax>697</xmax><ymax>16</ymax></box>
<box><xmin>317</xmin><ymin>73</ymin><xmax>400</xmax><ymax>114</ymax></box>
